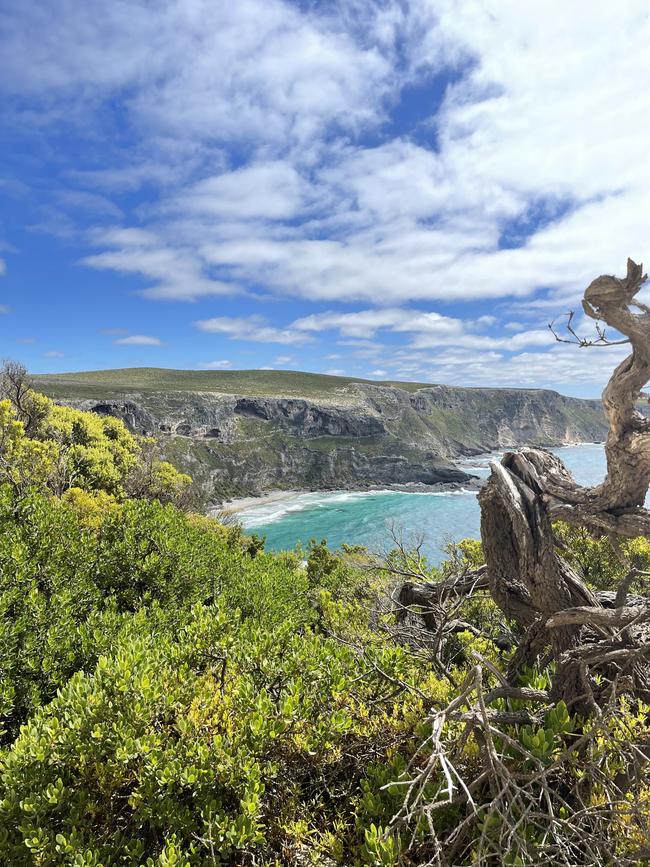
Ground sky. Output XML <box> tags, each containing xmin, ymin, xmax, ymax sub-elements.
<box><xmin>1</xmin><ymin>0</ymin><xmax>649</xmax><ymax>397</ymax></box>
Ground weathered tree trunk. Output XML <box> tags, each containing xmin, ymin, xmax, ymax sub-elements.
<box><xmin>478</xmin><ymin>259</ymin><xmax>650</xmax><ymax>710</ymax></box>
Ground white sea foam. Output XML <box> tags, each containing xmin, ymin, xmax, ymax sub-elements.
<box><xmin>238</xmin><ymin>443</ymin><xmax>611</xmax><ymax>529</ymax></box>
<box><xmin>237</xmin><ymin>486</ymin><xmax>477</xmax><ymax>527</ymax></box>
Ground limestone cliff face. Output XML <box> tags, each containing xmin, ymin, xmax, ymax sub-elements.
<box><xmin>60</xmin><ymin>382</ymin><xmax>608</xmax><ymax>503</ymax></box>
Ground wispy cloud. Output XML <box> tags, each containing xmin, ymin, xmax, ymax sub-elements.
<box><xmin>115</xmin><ymin>335</ymin><xmax>162</xmax><ymax>346</ymax></box>
<box><xmin>83</xmin><ymin>228</ymin><xmax>235</xmax><ymax>301</ymax></box>
<box><xmin>200</xmin><ymin>359</ymin><xmax>232</xmax><ymax>369</ymax></box>
<box><xmin>194</xmin><ymin>315</ymin><xmax>315</xmax><ymax>345</ymax></box>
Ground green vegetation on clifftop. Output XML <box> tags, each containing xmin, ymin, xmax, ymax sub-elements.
<box><xmin>34</xmin><ymin>367</ymin><xmax>430</xmax><ymax>400</ymax></box>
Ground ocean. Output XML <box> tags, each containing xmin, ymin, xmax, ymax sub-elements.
<box><xmin>236</xmin><ymin>444</ymin><xmax>623</xmax><ymax>564</ymax></box>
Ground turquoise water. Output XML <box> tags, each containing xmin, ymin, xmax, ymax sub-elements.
<box><xmin>239</xmin><ymin>444</ymin><xmax>611</xmax><ymax>564</ymax></box>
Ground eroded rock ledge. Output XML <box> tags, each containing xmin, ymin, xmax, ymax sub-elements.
<box><xmin>50</xmin><ymin>381</ymin><xmax>609</xmax><ymax>503</ymax></box>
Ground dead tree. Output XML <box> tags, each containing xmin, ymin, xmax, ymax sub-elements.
<box><xmin>0</xmin><ymin>359</ymin><xmax>47</xmax><ymax>435</ymax></box>
<box><xmin>391</xmin><ymin>260</ymin><xmax>650</xmax><ymax>712</ymax></box>
<box><xmin>479</xmin><ymin>259</ymin><xmax>650</xmax><ymax>711</ymax></box>
<box><xmin>384</xmin><ymin>262</ymin><xmax>650</xmax><ymax>865</ymax></box>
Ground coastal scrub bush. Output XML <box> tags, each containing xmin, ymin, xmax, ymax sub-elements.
<box><xmin>0</xmin><ymin>374</ymin><xmax>192</xmax><ymax>505</ymax></box>
<box><xmin>0</xmin><ymin>482</ymin><xmax>319</xmax><ymax>741</ymax></box>
<box><xmin>1</xmin><ymin>368</ymin><xmax>649</xmax><ymax>864</ymax></box>
<box><xmin>554</xmin><ymin>521</ymin><xmax>650</xmax><ymax>592</ymax></box>
<box><xmin>0</xmin><ymin>601</ymin><xmax>443</xmax><ymax>865</ymax></box>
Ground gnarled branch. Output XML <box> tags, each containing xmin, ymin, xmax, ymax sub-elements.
<box><xmin>477</xmin><ymin>259</ymin><xmax>650</xmax><ymax>711</ymax></box>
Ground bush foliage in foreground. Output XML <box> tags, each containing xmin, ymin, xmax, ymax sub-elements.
<box><xmin>0</xmin><ymin>604</ymin><xmax>440</xmax><ymax>865</ymax></box>
<box><xmin>0</xmin><ymin>389</ymin><xmax>648</xmax><ymax>864</ymax></box>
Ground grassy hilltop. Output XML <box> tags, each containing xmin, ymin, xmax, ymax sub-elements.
<box><xmin>33</xmin><ymin>367</ymin><xmax>419</xmax><ymax>400</ymax></box>
<box><xmin>33</xmin><ymin>366</ymin><xmax>555</xmax><ymax>402</ymax></box>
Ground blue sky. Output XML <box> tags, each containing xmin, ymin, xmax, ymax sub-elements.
<box><xmin>1</xmin><ymin>0</ymin><xmax>649</xmax><ymax>397</ymax></box>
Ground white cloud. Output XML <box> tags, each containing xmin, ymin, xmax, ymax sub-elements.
<box><xmin>188</xmin><ymin>3</ymin><xmax>650</xmax><ymax>307</ymax></box>
<box><xmin>115</xmin><ymin>335</ymin><xmax>162</xmax><ymax>346</ymax></box>
<box><xmin>2</xmin><ymin>0</ymin><xmax>650</xmax><ymax>393</ymax></box>
<box><xmin>83</xmin><ymin>227</ymin><xmax>236</xmax><ymax>301</ymax></box>
<box><xmin>172</xmin><ymin>162</ymin><xmax>312</xmax><ymax>222</ymax></box>
<box><xmin>13</xmin><ymin>1</ymin><xmax>648</xmax><ymax>311</ymax></box>
<box><xmin>372</xmin><ymin>340</ymin><xmax>631</xmax><ymax>391</ymax></box>
<box><xmin>194</xmin><ymin>315</ymin><xmax>315</xmax><ymax>345</ymax></box>
<box><xmin>409</xmin><ymin>328</ymin><xmax>552</xmax><ymax>351</ymax></box>
<box><xmin>0</xmin><ymin>304</ymin><xmax>9</xmax><ymax>314</ymax></box>
<box><xmin>0</xmin><ymin>0</ymin><xmax>394</xmax><ymax>145</ymax></box>
<box><xmin>291</xmin><ymin>307</ymin><xmax>552</xmax><ymax>351</ymax></box>
<box><xmin>292</xmin><ymin>308</ymin><xmax>464</xmax><ymax>339</ymax></box>
<box><xmin>44</xmin><ymin>350</ymin><xmax>65</xmax><ymax>358</ymax></box>
<box><xmin>200</xmin><ymin>359</ymin><xmax>232</xmax><ymax>369</ymax></box>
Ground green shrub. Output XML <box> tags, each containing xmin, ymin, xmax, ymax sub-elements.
<box><xmin>0</xmin><ymin>485</ymin><xmax>316</xmax><ymax>740</ymax></box>
<box><xmin>0</xmin><ymin>603</ymin><xmax>433</xmax><ymax>865</ymax></box>
<box><xmin>554</xmin><ymin>521</ymin><xmax>650</xmax><ymax>591</ymax></box>
<box><xmin>0</xmin><ymin>390</ymin><xmax>192</xmax><ymax>505</ymax></box>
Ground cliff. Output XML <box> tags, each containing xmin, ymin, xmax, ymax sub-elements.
<box><xmin>34</xmin><ymin>369</ymin><xmax>608</xmax><ymax>502</ymax></box>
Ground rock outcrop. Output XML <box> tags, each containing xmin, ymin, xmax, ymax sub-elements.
<box><xmin>46</xmin><ymin>376</ymin><xmax>609</xmax><ymax>503</ymax></box>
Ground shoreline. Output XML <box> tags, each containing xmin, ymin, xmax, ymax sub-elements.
<box><xmin>217</xmin><ymin>480</ymin><xmax>482</xmax><ymax>517</ymax></box>
<box><xmin>213</xmin><ymin>440</ymin><xmax>605</xmax><ymax>517</ymax></box>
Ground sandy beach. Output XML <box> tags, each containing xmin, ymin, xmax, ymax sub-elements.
<box><xmin>213</xmin><ymin>490</ymin><xmax>305</xmax><ymax>516</ymax></box>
